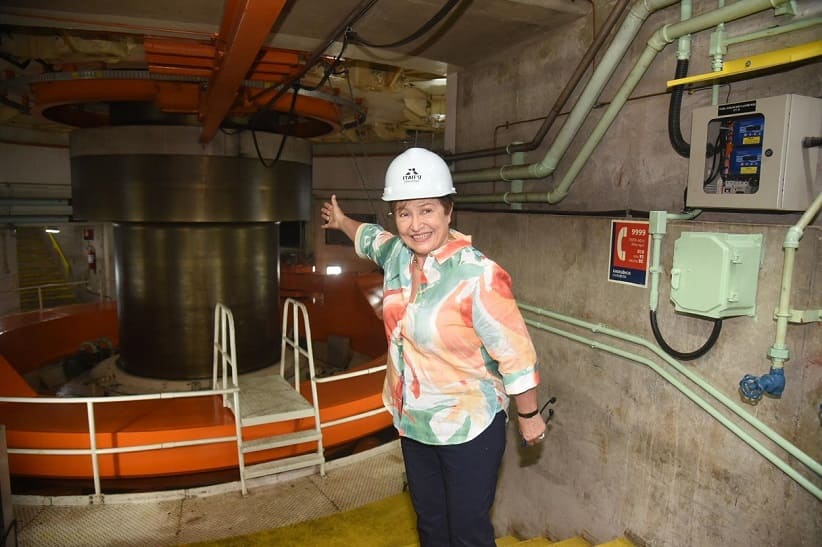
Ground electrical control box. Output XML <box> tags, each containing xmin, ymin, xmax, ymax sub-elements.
<box><xmin>670</xmin><ymin>232</ymin><xmax>763</xmax><ymax>319</ymax></box>
<box><xmin>687</xmin><ymin>94</ymin><xmax>821</xmax><ymax>210</ymax></box>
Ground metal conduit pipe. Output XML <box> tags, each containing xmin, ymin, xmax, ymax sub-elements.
<box><xmin>724</xmin><ymin>15</ymin><xmax>822</xmax><ymax>46</ymax></box>
<box><xmin>668</xmin><ymin>0</ymin><xmax>693</xmax><ymax>158</ymax></box>
<box><xmin>739</xmin><ymin>191</ymin><xmax>822</xmax><ymax>400</ymax></box>
<box><xmin>455</xmin><ymin>0</ymin><xmax>791</xmax><ymax>203</ymax></box>
<box><xmin>444</xmin><ymin>0</ymin><xmax>632</xmax><ymax>163</ymax></box>
<box><xmin>648</xmin><ymin>209</ymin><xmax>701</xmax><ymax>314</ymax></box>
<box><xmin>517</xmin><ymin>303</ymin><xmax>822</xmax><ymax>500</ymax></box>
<box><xmin>770</xmin><ymin>191</ymin><xmax>822</xmax><ymax>368</ymax></box>
<box><xmin>647</xmin><ymin>209</ymin><xmax>723</xmax><ymax>360</ymax></box>
<box><xmin>452</xmin><ymin>0</ymin><xmax>679</xmax><ymax>184</ymax></box>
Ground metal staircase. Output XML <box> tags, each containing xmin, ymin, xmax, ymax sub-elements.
<box><xmin>212</xmin><ymin>299</ymin><xmax>325</xmax><ymax>496</ymax></box>
<box><xmin>15</xmin><ymin>227</ymin><xmax>76</xmax><ymax>311</ymax></box>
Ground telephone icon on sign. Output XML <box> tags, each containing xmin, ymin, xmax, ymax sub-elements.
<box><xmin>616</xmin><ymin>227</ymin><xmax>627</xmax><ymax>261</ymax></box>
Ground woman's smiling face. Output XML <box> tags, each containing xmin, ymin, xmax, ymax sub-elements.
<box><xmin>393</xmin><ymin>198</ymin><xmax>452</xmax><ymax>258</ymax></box>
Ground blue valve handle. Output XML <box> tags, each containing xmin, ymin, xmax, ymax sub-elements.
<box><xmin>739</xmin><ymin>368</ymin><xmax>785</xmax><ymax>402</ymax></box>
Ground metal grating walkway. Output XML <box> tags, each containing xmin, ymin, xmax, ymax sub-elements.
<box><xmin>12</xmin><ymin>441</ymin><xmax>406</xmax><ymax>546</ymax></box>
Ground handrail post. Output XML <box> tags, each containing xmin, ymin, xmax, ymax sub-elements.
<box><xmin>37</xmin><ymin>287</ymin><xmax>43</xmax><ymax>311</ymax></box>
<box><xmin>233</xmin><ymin>389</ymin><xmax>247</xmax><ymax>495</ymax></box>
<box><xmin>86</xmin><ymin>401</ymin><xmax>102</xmax><ymax>502</ymax></box>
<box><xmin>292</xmin><ymin>302</ymin><xmax>300</xmax><ymax>388</ymax></box>
<box><xmin>212</xmin><ymin>302</ymin><xmax>246</xmax><ymax>494</ymax></box>
<box><xmin>212</xmin><ymin>303</ymin><xmax>220</xmax><ymax>392</ymax></box>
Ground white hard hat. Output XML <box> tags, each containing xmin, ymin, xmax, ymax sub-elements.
<box><xmin>382</xmin><ymin>147</ymin><xmax>456</xmax><ymax>201</ymax></box>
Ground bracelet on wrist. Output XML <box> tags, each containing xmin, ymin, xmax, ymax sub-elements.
<box><xmin>517</xmin><ymin>408</ymin><xmax>539</xmax><ymax>418</ymax></box>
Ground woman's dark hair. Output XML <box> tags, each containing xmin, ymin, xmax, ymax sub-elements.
<box><xmin>390</xmin><ymin>195</ymin><xmax>454</xmax><ymax>215</ymax></box>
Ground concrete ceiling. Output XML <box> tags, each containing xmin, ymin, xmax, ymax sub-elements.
<box><xmin>0</xmin><ymin>0</ymin><xmax>588</xmax><ymax>146</ymax></box>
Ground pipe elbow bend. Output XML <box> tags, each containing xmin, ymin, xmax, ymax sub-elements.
<box><xmin>649</xmin><ymin>28</ymin><xmax>673</xmax><ymax>50</ymax></box>
<box><xmin>530</xmin><ymin>161</ymin><xmax>554</xmax><ymax>179</ymax></box>
<box><xmin>784</xmin><ymin>225</ymin><xmax>804</xmax><ymax>248</ymax></box>
<box><xmin>546</xmin><ymin>189</ymin><xmax>567</xmax><ymax>204</ymax></box>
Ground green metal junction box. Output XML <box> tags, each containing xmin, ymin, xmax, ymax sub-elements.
<box><xmin>670</xmin><ymin>232</ymin><xmax>763</xmax><ymax>319</ymax></box>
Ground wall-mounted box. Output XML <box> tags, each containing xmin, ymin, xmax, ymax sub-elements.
<box><xmin>687</xmin><ymin>94</ymin><xmax>821</xmax><ymax>211</ymax></box>
<box><xmin>670</xmin><ymin>232</ymin><xmax>763</xmax><ymax>319</ymax></box>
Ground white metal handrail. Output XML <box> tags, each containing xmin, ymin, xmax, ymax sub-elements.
<box><xmin>0</xmin><ymin>385</ymin><xmax>242</xmax><ymax>503</ymax></box>
<box><xmin>313</xmin><ymin>364</ymin><xmax>389</xmax><ymax>428</ymax></box>
<box><xmin>211</xmin><ymin>302</ymin><xmax>247</xmax><ymax>494</ymax></box>
<box><xmin>280</xmin><ymin>298</ymin><xmax>390</xmax><ymax>464</ymax></box>
<box><xmin>212</xmin><ymin>303</ymin><xmax>239</xmax><ymax>407</ymax></box>
<box><xmin>280</xmin><ymin>298</ymin><xmax>325</xmax><ymax>475</ymax></box>
<box><xmin>0</xmin><ymin>281</ymin><xmax>108</xmax><ymax>312</ymax></box>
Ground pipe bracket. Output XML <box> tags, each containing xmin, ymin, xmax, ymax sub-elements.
<box><xmin>777</xmin><ymin>309</ymin><xmax>822</xmax><ymax>324</ymax></box>
<box><xmin>500</xmin><ymin>165</ymin><xmax>514</xmax><ymax>182</ymax></box>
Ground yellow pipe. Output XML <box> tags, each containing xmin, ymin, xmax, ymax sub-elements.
<box><xmin>667</xmin><ymin>40</ymin><xmax>822</xmax><ymax>87</ymax></box>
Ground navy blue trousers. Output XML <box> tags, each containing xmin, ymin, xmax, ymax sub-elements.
<box><xmin>400</xmin><ymin>411</ymin><xmax>507</xmax><ymax>547</ymax></box>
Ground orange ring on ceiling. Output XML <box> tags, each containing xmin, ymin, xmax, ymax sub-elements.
<box><xmin>30</xmin><ymin>78</ymin><xmax>345</xmax><ymax>137</ymax></box>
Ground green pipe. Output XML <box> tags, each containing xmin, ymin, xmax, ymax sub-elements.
<box><xmin>452</xmin><ymin>0</ymin><xmax>679</xmax><ymax>185</ymax></box>
<box><xmin>518</xmin><ymin>303</ymin><xmax>822</xmax><ymax>500</ymax></box>
<box><xmin>648</xmin><ymin>209</ymin><xmax>701</xmax><ymax>312</ymax></box>
<box><xmin>648</xmin><ymin>211</ymin><xmax>668</xmax><ymax>312</ymax></box>
<box><xmin>456</xmin><ymin>0</ymin><xmax>791</xmax><ymax>204</ymax></box>
<box><xmin>769</xmin><ymin>191</ymin><xmax>822</xmax><ymax>368</ymax></box>
<box><xmin>710</xmin><ymin>0</ymin><xmax>727</xmax><ymax>106</ymax></box>
<box><xmin>677</xmin><ymin>0</ymin><xmax>693</xmax><ymax>60</ymax></box>
<box><xmin>711</xmin><ymin>23</ymin><xmax>726</xmax><ymax>105</ymax></box>
<box><xmin>725</xmin><ymin>16</ymin><xmax>822</xmax><ymax>46</ymax></box>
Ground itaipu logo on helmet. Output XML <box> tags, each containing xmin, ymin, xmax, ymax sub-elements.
<box><xmin>402</xmin><ymin>167</ymin><xmax>422</xmax><ymax>183</ymax></box>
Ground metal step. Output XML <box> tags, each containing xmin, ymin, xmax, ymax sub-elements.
<box><xmin>230</xmin><ymin>372</ymin><xmax>318</xmax><ymax>427</ymax></box>
<box><xmin>243</xmin><ymin>453</ymin><xmax>324</xmax><ymax>479</ymax></box>
<box><xmin>229</xmin><ymin>398</ymin><xmax>317</xmax><ymax>427</ymax></box>
<box><xmin>242</xmin><ymin>429</ymin><xmax>322</xmax><ymax>454</ymax></box>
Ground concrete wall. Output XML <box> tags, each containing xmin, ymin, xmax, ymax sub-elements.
<box><xmin>0</xmin><ymin>0</ymin><xmax>818</xmax><ymax>542</ymax></box>
<box><xmin>0</xmin><ymin>143</ymin><xmax>111</xmax><ymax>311</ymax></box>
<box><xmin>312</xmin><ymin>1</ymin><xmax>821</xmax><ymax>545</ymax></box>
<box><xmin>450</xmin><ymin>0</ymin><xmax>821</xmax><ymax>224</ymax></box>
<box><xmin>456</xmin><ymin>2</ymin><xmax>822</xmax><ymax>547</ymax></box>
<box><xmin>449</xmin><ymin>1</ymin><xmax>821</xmax><ymax>545</ymax></box>
<box><xmin>469</xmin><ymin>213</ymin><xmax>820</xmax><ymax>546</ymax></box>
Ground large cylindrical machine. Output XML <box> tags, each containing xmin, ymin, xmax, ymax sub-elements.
<box><xmin>71</xmin><ymin>126</ymin><xmax>311</xmax><ymax>379</ymax></box>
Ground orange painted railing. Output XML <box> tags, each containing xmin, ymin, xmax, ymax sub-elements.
<box><xmin>0</xmin><ymin>272</ymin><xmax>389</xmax><ymax>487</ymax></box>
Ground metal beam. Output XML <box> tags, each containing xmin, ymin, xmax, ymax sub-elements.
<box><xmin>199</xmin><ymin>0</ymin><xmax>287</xmax><ymax>143</ymax></box>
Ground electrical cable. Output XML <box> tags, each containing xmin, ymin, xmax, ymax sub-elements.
<box><xmin>301</xmin><ymin>29</ymin><xmax>352</xmax><ymax>93</ymax></box>
<box><xmin>252</xmin><ymin>84</ymin><xmax>300</xmax><ymax>168</ymax></box>
<box><xmin>668</xmin><ymin>59</ymin><xmax>691</xmax><ymax>158</ymax></box>
<box><xmin>244</xmin><ymin>0</ymin><xmax>377</xmax><ymax>166</ymax></box>
<box><xmin>703</xmin><ymin>130</ymin><xmax>725</xmax><ymax>187</ymax></box>
<box><xmin>339</xmin><ymin>67</ymin><xmax>382</xmax><ymax>221</ymax></box>
<box><xmin>248</xmin><ymin>0</ymin><xmax>376</xmax><ymax>104</ymax></box>
<box><xmin>349</xmin><ymin>0</ymin><xmax>461</xmax><ymax>49</ymax></box>
<box><xmin>445</xmin><ymin>0</ymin><xmax>631</xmax><ymax>163</ymax></box>
<box><xmin>649</xmin><ymin>310</ymin><xmax>722</xmax><ymax>361</ymax></box>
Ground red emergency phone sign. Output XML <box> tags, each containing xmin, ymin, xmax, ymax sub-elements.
<box><xmin>609</xmin><ymin>220</ymin><xmax>650</xmax><ymax>287</ymax></box>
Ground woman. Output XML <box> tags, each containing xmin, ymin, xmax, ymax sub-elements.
<box><xmin>321</xmin><ymin>147</ymin><xmax>546</xmax><ymax>547</ymax></box>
